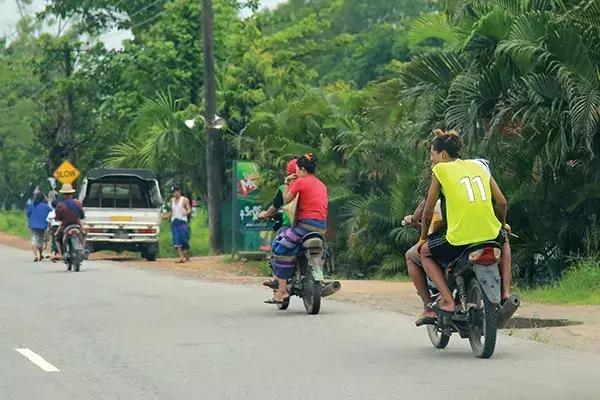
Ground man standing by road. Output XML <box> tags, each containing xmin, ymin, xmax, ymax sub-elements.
<box><xmin>163</xmin><ymin>186</ymin><xmax>192</xmax><ymax>263</ymax></box>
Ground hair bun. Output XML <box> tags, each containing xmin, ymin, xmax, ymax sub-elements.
<box><xmin>304</xmin><ymin>152</ymin><xmax>316</xmax><ymax>162</ymax></box>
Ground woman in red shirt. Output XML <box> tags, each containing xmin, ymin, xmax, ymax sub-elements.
<box><xmin>268</xmin><ymin>153</ymin><xmax>328</xmax><ymax>303</ymax></box>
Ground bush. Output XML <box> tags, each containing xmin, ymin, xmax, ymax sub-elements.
<box><xmin>521</xmin><ymin>258</ymin><xmax>600</xmax><ymax>305</ymax></box>
<box><xmin>0</xmin><ymin>211</ymin><xmax>30</xmax><ymax>239</ymax></box>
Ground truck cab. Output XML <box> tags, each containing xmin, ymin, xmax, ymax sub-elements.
<box><xmin>79</xmin><ymin>168</ymin><xmax>163</xmax><ymax>260</ymax></box>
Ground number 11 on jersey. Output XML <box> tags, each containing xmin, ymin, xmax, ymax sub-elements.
<box><xmin>459</xmin><ymin>176</ymin><xmax>487</xmax><ymax>202</ymax></box>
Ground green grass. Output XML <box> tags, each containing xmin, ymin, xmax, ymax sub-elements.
<box><xmin>519</xmin><ymin>258</ymin><xmax>600</xmax><ymax>305</ymax></box>
<box><xmin>0</xmin><ymin>211</ymin><xmax>30</xmax><ymax>239</ymax></box>
<box><xmin>159</xmin><ymin>209</ymin><xmax>210</xmax><ymax>258</ymax></box>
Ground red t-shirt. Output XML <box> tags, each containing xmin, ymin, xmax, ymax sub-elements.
<box><xmin>289</xmin><ymin>174</ymin><xmax>328</xmax><ymax>221</ymax></box>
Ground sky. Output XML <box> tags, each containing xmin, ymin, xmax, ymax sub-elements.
<box><xmin>1</xmin><ymin>0</ymin><xmax>287</xmax><ymax>48</ymax></box>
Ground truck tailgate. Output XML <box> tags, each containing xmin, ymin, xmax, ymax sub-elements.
<box><xmin>83</xmin><ymin>208</ymin><xmax>161</xmax><ymax>227</ymax></box>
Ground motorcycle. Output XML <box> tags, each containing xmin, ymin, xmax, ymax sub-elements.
<box><xmin>61</xmin><ymin>225</ymin><xmax>85</xmax><ymax>272</ymax></box>
<box><xmin>266</xmin><ymin>232</ymin><xmax>341</xmax><ymax>315</ymax></box>
<box><xmin>424</xmin><ymin>241</ymin><xmax>520</xmax><ymax>358</ymax></box>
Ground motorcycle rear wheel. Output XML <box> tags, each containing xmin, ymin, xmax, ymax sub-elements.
<box><xmin>302</xmin><ymin>274</ymin><xmax>321</xmax><ymax>315</ymax></box>
<box><xmin>468</xmin><ymin>278</ymin><xmax>498</xmax><ymax>358</ymax></box>
<box><xmin>427</xmin><ymin>325</ymin><xmax>450</xmax><ymax>349</ymax></box>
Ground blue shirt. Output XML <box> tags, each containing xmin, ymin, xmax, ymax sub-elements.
<box><xmin>27</xmin><ymin>202</ymin><xmax>52</xmax><ymax>230</ymax></box>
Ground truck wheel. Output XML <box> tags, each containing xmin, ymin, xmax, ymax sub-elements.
<box><xmin>143</xmin><ymin>244</ymin><xmax>158</xmax><ymax>261</ymax></box>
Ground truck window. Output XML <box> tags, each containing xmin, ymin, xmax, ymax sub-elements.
<box><xmin>83</xmin><ymin>178</ymin><xmax>153</xmax><ymax>209</ymax></box>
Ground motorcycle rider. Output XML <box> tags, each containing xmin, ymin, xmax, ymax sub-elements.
<box><xmin>54</xmin><ymin>183</ymin><xmax>85</xmax><ymax>260</ymax></box>
<box><xmin>416</xmin><ymin>130</ymin><xmax>509</xmax><ymax>318</ymax></box>
<box><xmin>407</xmin><ymin>159</ymin><xmax>513</xmax><ymax>325</ymax></box>
<box><xmin>267</xmin><ymin>153</ymin><xmax>328</xmax><ymax>304</ymax></box>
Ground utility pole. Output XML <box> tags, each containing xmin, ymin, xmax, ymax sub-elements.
<box><xmin>63</xmin><ymin>42</ymin><xmax>75</xmax><ymax>162</ymax></box>
<box><xmin>202</xmin><ymin>0</ymin><xmax>224</xmax><ymax>254</ymax></box>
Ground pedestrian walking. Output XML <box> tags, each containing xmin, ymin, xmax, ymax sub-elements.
<box><xmin>26</xmin><ymin>191</ymin><xmax>52</xmax><ymax>262</ymax></box>
<box><xmin>163</xmin><ymin>186</ymin><xmax>192</xmax><ymax>263</ymax></box>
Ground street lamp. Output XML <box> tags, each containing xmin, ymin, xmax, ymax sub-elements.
<box><xmin>184</xmin><ymin>115</ymin><xmax>226</xmax><ymax>130</ymax></box>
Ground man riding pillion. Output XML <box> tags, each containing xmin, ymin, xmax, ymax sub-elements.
<box><xmin>266</xmin><ymin>153</ymin><xmax>328</xmax><ymax>304</ymax></box>
<box><xmin>54</xmin><ymin>183</ymin><xmax>85</xmax><ymax>261</ymax></box>
<box><xmin>416</xmin><ymin>130</ymin><xmax>509</xmax><ymax>321</ymax></box>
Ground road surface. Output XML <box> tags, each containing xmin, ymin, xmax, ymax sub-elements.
<box><xmin>0</xmin><ymin>245</ymin><xmax>598</xmax><ymax>400</ymax></box>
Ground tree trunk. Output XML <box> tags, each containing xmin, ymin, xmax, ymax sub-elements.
<box><xmin>202</xmin><ymin>0</ymin><xmax>224</xmax><ymax>254</ymax></box>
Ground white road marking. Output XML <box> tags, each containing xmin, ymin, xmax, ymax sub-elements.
<box><xmin>14</xmin><ymin>348</ymin><xmax>61</xmax><ymax>372</ymax></box>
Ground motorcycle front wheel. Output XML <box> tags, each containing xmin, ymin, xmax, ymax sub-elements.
<box><xmin>468</xmin><ymin>278</ymin><xmax>498</xmax><ymax>358</ymax></box>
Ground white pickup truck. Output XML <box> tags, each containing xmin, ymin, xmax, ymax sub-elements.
<box><xmin>79</xmin><ymin>168</ymin><xmax>163</xmax><ymax>261</ymax></box>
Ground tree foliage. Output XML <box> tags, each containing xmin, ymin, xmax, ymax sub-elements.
<box><xmin>1</xmin><ymin>0</ymin><xmax>598</xmax><ymax>283</ymax></box>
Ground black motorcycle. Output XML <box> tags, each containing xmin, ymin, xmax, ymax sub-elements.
<box><xmin>267</xmin><ymin>232</ymin><xmax>341</xmax><ymax>315</ymax></box>
<box><xmin>425</xmin><ymin>240</ymin><xmax>520</xmax><ymax>358</ymax></box>
<box><xmin>62</xmin><ymin>225</ymin><xmax>85</xmax><ymax>272</ymax></box>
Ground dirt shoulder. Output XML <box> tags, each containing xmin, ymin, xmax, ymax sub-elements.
<box><xmin>2</xmin><ymin>232</ymin><xmax>598</xmax><ymax>353</ymax></box>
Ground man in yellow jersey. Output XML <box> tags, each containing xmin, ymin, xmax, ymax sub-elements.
<box><xmin>416</xmin><ymin>130</ymin><xmax>509</xmax><ymax>316</ymax></box>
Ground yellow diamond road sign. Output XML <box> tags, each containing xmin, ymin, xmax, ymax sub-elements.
<box><xmin>53</xmin><ymin>160</ymin><xmax>80</xmax><ymax>185</ymax></box>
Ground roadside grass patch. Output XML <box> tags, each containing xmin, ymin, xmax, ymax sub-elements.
<box><xmin>519</xmin><ymin>258</ymin><xmax>600</xmax><ymax>305</ymax></box>
<box><xmin>159</xmin><ymin>209</ymin><xmax>210</xmax><ymax>258</ymax></box>
<box><xmin>0</xmin><ymin>211</ymin><xmax>29</xmax><ymax>239</ymax></box>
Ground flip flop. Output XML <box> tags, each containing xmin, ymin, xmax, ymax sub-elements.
<box><xmin>415</xmin><ymin>312</ymin><xmax>437</xmax><ymax>327</ymax></box>
<box><xmin>264</xmin><ymin>298</ymin><xmax>285</xmax><ymax>304</ymax></box>
<box><xmin>428</xmin><ymin>300</ymin><xmax>456</xmax><ymax>318</ymax></box>
<box><xmin>262</xmin><ymin>280</ymin><xmax>278</xmax><ymax>289</ymax></box>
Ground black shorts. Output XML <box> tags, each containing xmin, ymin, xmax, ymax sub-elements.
<box><xmin>428</xmin><ymin>229</ymin><xmax>507</xmax><ymax>265</ymax></box>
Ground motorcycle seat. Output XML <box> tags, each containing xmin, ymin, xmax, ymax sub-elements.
<box><xmin>302</xmin><ymin>232</ymin><xmax>324</xmax><ymax>249</ymax></box>
<box><xmin>450</xmin><ymin>240</ymin><xmax>502</xmax><ymax>267</ymax></box>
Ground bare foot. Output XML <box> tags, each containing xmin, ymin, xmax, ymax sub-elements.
<box><xmin>436</xmin><ymin>299</ymin><xmax>456</xmax><ymax>313</ymax></box>
<box><xmin>274</xmin><ymin>291</ymin><xmax>289</xmax><ymax>302</ymax></box>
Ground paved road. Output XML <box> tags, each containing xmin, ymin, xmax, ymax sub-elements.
<box><xmin>1</xmin><ymin>246</ymin><xmax>598</xmax><ymax>400</ymax></box>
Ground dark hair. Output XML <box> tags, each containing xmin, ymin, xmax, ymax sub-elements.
<box><xmin>431</xmin><ymin>129</ymin><xmax>463</xmax><ymax>158</ymax></box>
<box><xmin>33</xmin><ymin>191</ymin><xmax>45</xmax><ymax>206</ymax></box>
<box><xmin>172</xmin><ymin>185</ymin><xmax>181</xmax><ymax>193</ymax></box>
<box><xmin>296</xmin><ymin>153</ymin><xmax>317</xmax><ymax>174</ymax></box>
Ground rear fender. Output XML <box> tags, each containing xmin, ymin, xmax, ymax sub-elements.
<box><xmin>305</xmin><ymin>248</ymin><xmax>325</xmax><ymax>281</ymax></box>
<box><xmin>473</xmin><ymin>264</ymin><xmax>501</xmax><ymax>304</ymax></box>
<box><xmin>69</xmin><ymin>236</ymin><xmax>83</xmax><ymax>252</ymax></box>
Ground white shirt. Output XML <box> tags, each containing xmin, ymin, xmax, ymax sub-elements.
<box><xmin>171</xmin><ymin>198</ymin><xmax>188</xmax><ymax>222</ymax></box>
<box><xmin>47</xmin><ymin>210</ymin><xmax>61</xmax><ymax>227</ymax></box>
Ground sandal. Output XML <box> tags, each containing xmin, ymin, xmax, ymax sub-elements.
<box><xmin>415</xmin><ymin>312</ymin><xmax>437</xmax><ymax>327</ymax></box>
<box><xmin>264</xmin><ymin>297</ymin><xmax>285</xmax><ymax>304</ymax></box>
<box><xmin>175</xmin><ymin>259</ymin><xmax>187</xmax><ymax>264</ymax></box>
<box><xmin>428</xmin><ymin>299</ymin><xmax>456</xmax><ymax>318</ymax></box>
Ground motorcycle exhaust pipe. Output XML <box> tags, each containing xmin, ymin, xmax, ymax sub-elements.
<box><xmin>497</xmin><ymin>294</ymin><xmax>521</xmax><ymax>328</ymax></box>
<box><xmin>321</xmin><ymin>281</ymin><xmax>341</xmax><ymax>297</ymax></box>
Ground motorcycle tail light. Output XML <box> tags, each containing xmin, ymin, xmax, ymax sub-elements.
<box><xmin>468</xmin><ymin>247</ymin><xmax>501</xmax><ymax>265</ymax></box>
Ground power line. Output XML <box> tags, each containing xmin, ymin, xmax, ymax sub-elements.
<box><xmin>129</xmin><ymin>0</ymin><xmax>165</xmax><ymax>19</ymax></box>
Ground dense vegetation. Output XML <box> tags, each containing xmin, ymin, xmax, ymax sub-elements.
<box><xmin>1</xmin><ymin>0</ymin><xmax>598</xmax><ymax>284</ymax></box>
